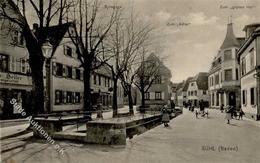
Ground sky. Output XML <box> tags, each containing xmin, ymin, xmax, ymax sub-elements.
<box><xmin>113</xmin><ymin>0</ymin><xmax>260</xmax><ymax>83</ymax></box>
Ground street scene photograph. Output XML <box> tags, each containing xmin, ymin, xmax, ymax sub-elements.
<box><xmin>0</xmin><ymin>0</ymin><xmax>260</xmax><ymax>163</ymax></box>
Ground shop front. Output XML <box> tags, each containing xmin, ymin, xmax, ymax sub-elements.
<box><xmin>0</xmin><ymin>72</ymin><xmax>32</xmax><ymax>119</ymax></box>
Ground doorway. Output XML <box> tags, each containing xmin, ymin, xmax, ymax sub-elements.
<box><xmin>229</xmin><ymin>92</ymin><xmax>236</xmax><ymax>107</ymax></box>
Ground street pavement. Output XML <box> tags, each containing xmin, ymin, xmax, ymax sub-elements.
<box><xmin>1</xmin><ymin>108</ymin><xmax>260</xmax><ymax>163</ymax></box>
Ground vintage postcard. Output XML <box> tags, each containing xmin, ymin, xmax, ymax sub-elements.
<box><xmin>0</xmin><ymin>0</ymin><xmax>259</xmax><ymax>163</ymax></box>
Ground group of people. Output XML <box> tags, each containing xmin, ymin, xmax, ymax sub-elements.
<box><xmin>223</xmin><ymin>104</ymin><xmax>245</xmax><ymax>124</ymax></box>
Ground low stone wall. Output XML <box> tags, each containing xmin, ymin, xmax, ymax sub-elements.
<box><xmin>85</xmin><ymin>122</ymin><xmax>126</xmax><ymax>145</ymax></box>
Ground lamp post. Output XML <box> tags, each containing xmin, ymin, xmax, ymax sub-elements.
<box><xmin>42</xmin><ymin>40</ymin><xmax>53</xmax><ymax>114</ymax></box>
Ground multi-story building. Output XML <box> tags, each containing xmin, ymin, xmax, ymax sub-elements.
<box><xmin>208</xmin><ymin>22</ymin><xmax>244</xmax><ymax>110</ymax></box>
<box><xmin>0</xmin><ymin>21</ymin><xmax>121</xmax><ymax>119</ymax></box>
<box><xmin>186</xmin><ymin>72</ymin><xmax>209</xmax><ymax>107</ymax></box>
<box><xmin>136</xmin><ymin>54</ymin><xmax>172</xmax><ymax>107</ymax></box>
<box><xmin>237</xmin><ymin>23</ymin><xmax>260</xmax><ymax>120</ymax></box>
<box><xmin>0</xmin><ymin>20</ymin><xmax>32</xmax><ymax>119</ymax></box>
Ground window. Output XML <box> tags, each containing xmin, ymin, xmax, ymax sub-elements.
<box><xmin>67</xmin><ymin>91</ymin><xmax>73</xmax><ymax>103</ymax></box>
<box><xmin>191</xmin><ymin>83</ymin><xmax>194</xmax><ymax>86</ymax></box>
<box><xmin>216</xmin><ymin>93</ymin><xmax>219</xmax><ymax>106</ymax></box>
<box><xmin>56</xmin><ymin>63</ymin><xmax>63</xmax><ymax>77</ymax></box>
<box><xmin>154</xmin><ymin>76</ymin><xmax>161</xmax><ymax>84</ymax></box>
<box><xmin>191</xmin><ymin>91</ymin><xmax>193</xmax><ymax>96</ymax></box>
<box><xmin>250</xmin><ymin>48</ymin><xmax>255</xmax><ymax>70</ymax></box>
<box><xmin>75</xmin><ymin>92</ymin><xmax>81</xmax><ymax>103</ymax></box>
<box><xmin>203</xmin><ymin>90</ymin><xmax>207</xmax><ymax>95</ymax></box>
<box><xmin>215</xmin><ymin>74</ymin><xmax>219</xmax><ymax>85</ymax></box>
<box><xmin>212</xmin><ymin>93</ymin><xmax>215</xmax><ymax>105</ymax></box>
<box><xmin>93</xmin><ymin>74</ymin><xmax>97</xmax><ymax>85</ymax></box>
<box><xmin>236</xmin><ymin>68</ymin><xmax>239</xmax><ymax>80</ymax></box>
<box><xmin>18</xmin><ymin>32</ymin><xmax>24</xmax><ymax>46</ymax></box>
<box><xmin>241</xmin><ymin>58</ymin><xmax>246</xmax><ymax>76</ymax></box>
<box><xmin>11</xmin><ymin>30</ymin><xmax>18</xmax><ymax>45</ymax></box>
<box><xmin>144</xmin><ymin>92</ymin><xmax>150</xmax><ymax>100</ymax></box>
<box><xmin>65</xmin><ymin>46</ymin><xmax>72</xmax><ymax>57</ymax></box>
<box><xmin>67</xmin><ymin>66</ymin><xmax>72</xmax><ymax>78</ymax></box>
<box><xmin>155</xmin><ymin>92</ymin><xmax>162</xmax><ymax>100</ymax></box>
<box><xmin>76</xmin><ymin>69</ymin><xmax>81</xmax><ymax>80</ymax></box>
<box><xmin>0</xmin><ymin>54</ymin><xmax>8</xmax><ymax>72</ymax></box>
<box><xmin>250</xmin><ymin>88</ymin><xmax>255</xmax><ymax>105</ymax></box>
<box><xmin>224</xmin><ymin>49</ymin><xmax>232</xmax><ymax>60</ymax></box>
<box><xmin>224</xmin><ymin>69</ymin><xmax>232</xmax><ymax>81</ymax></box>
<box><xmin>242</xmin><ymin>90</ymin><xmax>247</xmax><ymax>105</ymax></box>
<box><xmin>55</xmin><ymin>90</ymin><xmax>62</xmax><ymax>105</ymax></box>
<box><xmin>194</xmin><ymin>91</ymin><xmax>197</xmax><ymax>96</ymax></box>
<box><xmin>63</xmin><ymin>92</ymin><xmax>67</xmax><ymax>104</ymax></box>
<box><xmin>108</xmin><ymin>78</ymin><xmax>110</xmax><ymax>87</ymax></box>
<box><xmin>9</xmin><ymin>56</ymin><xmax>16</xmax><ymax>72</ymax></box>
<box><xmin>98</xmin><ymin>75</ymin><xmax>101</xmax><ymax>85</ymax></box>
<box><xmin>20</xmin><ymin>58</ymin><xmax>26</xmax><ymax>73</ymax></box>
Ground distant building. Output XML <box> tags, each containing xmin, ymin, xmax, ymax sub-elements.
<box><xmin>237</xmin><ymin>23</ymin><xmax>260</xmax><ymax>120</ymax></box>
<box><xmin>208</xmin><ymin>22</ymin><xmax>244</xmax><ymax>110</ymax></box>
<box><xmin>186</xmin><ymin>73</ymin><xmax>209</xmax><ymax>107</ymax></box>
<box><xmin>136</xmin><ymin>54</ymin><xmax>172</xmax><ymax>107</ymax></box>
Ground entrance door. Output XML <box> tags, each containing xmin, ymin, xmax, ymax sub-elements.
<box><xmin>229</xmin><ymin>92</ymin><xmax>236</xmax><ymax>107</ymax></box>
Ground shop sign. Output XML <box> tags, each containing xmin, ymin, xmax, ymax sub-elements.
<box><xmin>0</xmin><ymin>72</ymin><xmax>32</xmax><ymax>85</ymax></box>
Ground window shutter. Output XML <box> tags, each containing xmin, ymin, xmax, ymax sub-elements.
<box><xmin>72</xmin><ymin>67</ymin><xmax>76</xmax><ymax>79</ymax></box>
<box><xmin>63</xmin><ymin>91</ymin><xmax>67</xmax><ymax>103</ymax></box>
<box><xmin>80</xmin><ymin>70</ymin><xmax>84</xmax><ymax>80</ymax></box>
<box><xmin>52</xmin><ymin>62</ymin><xmax>56</xmax><ymax>75</ymax></box>
<box><xmin>9</xmin><ymin>56</ymin><xmax>13</xmax><ymax>72</ymax></box>
<box><xmin>63</xmin><ymin>66</ymin><xmax>68</xmax><ymax>77</ymax></box>
<box><xmin>72</xmin><ymin>49</ymin><xmax>77</xmax><ymax>58</ymax></box>
<box><xmin>162</xmin><ymin>92</ymin><xmax>165</xmax><ymax>100</ymax></box>
<box><xmin>64</xmin><ymin>45</ymin><xmax>67</xmax><ymax>55</ymax></box>
<box><xmin>150</xmin><ymin>92</ymin><xmax>155</xmax><ymax>100</ymax></box>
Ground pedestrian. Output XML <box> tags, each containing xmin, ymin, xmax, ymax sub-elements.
<box><xmin>171</xmin><ymin>100</ymin><xmax>175</xmax><ymax>109</ymax></box>
<box><xmin>162</xmin><ymin>105</ymin><xmax>170</xmax><ymax>127</ymax></box>
<box><xmin>220</xmin><ymin>104</ymin><xmax>224</xmax><ymax>113</ymax></box>
<box><xmin>225</xmin><ymin>105</ymin><xmax>232</xmax><ymax>124</ymax></box>
<box><xmin>239</xmin><ymin>109</ymin><xmax>245</xmax><ymax>120</ymax></box>
<box><xmin>199</xmin><ymin>100</ymin><xmax>205</xmax><ymax>113</ymax></box>
<box><xmin>195</xmin><ymin>110</ymin><xmax>198</xmax><ymax>118</ymax></box>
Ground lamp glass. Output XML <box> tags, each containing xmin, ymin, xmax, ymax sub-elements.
<box><xmin>42</xmin><ymin>41</ymin><xmax>52</xmax><ymax>59</ymax></box>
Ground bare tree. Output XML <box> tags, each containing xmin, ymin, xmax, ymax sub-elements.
<box><xmin>0</xmin><ymin>0</ymin><xmax>74</xmax><ymax>115</ymax></box>
<box><xmin>134</xmin><ymin>49</ymin><xmax>162</xmax><ymax>112</ymax></box>
<box><xmin>67</xmin><ymin>0</ymin><xmax>118</xmax><ymax>115</ymax></box>
<box><xmin>105</xmin><ymin>9</ymin><xmax>153</xmax><ymax>116</ymax></box>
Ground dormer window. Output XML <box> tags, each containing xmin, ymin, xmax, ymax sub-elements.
<box><xmin>64</xmin><ymin>45</ymin><xmax>72</xmax><ymax>57</ymax></box>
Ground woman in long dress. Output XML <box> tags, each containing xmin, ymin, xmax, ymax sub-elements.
<box><xmin>225</xmin><ymin>105</ymin><xmax>232</xmax><ymax>124</ymax></box>
<box><xmin>162</xmin><ymin>106</ymin><xmax>170</xmax><ymax>127</ymax></box>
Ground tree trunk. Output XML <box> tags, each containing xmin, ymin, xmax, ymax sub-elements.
<box><xmin>83</xmin><ymin>64</ymin><xmax>92</xmax><ymax>116</ymax></box>
<box><xmin>141</xmin><ymin>89</ymin><xmax>145</xmax><ymax>108</ymax></box>
<box><xmin>23</xmin><ymin>26</ymin><xmax>45</xmax><ymax>116</ymax></box>
<box><xmin>30</xmin><ymin>59</ymin><xmax>45</xmax><ymax>115</ymax></box>
<box><xmin>128</xmin><ymin>85</ymin><xmax>134</xmax><ymax>115</ymax></box>
<box><xmin>112</xmin><ymin>77</ymin><xmax>118</xmax><ymax>117</ymax></box>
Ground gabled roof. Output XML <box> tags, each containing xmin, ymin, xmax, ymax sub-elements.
<box><xmin>39</xmin><ymin>22</ymin><xmax>73</xmax><ymax>47</ymax></box>
<box><xmin>193</xmin><ymin>72</ymin><xmax>208</xmax><ymax>90</ymax></box>
<box><xmin>220</xmin><ymin>23</ymin><xmax>240</xmax><ymax>49</ymax></box>
<box><xmin>182</xmin><ymin>77</ymin><xmax>193</xmax><ymax>91</ymax></box>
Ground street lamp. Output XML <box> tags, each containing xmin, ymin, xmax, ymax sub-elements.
<box><xmin>42</xmin><ymin>39</ymin><xmax>53</xmax><ymax>114</ymax></box>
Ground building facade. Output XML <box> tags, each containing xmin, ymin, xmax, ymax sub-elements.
<box><xmin>0</xmin><ymin>20</ymin><xmax>32</xmax><ymax>119</ymax></box>
<box><xmin>208</xmin><ymin>23</ymin><xmax>244</xmax><ymax>110</ymax></box>
<box><xmin>187</xmin><ymin>73</ymin><xmax>209</xmax><ymax>107</ymax></box>
<box><xmin>237</xmin><ymin>23</ymin><xmax>260</xmax><ymax>120</ymax></box>
<box><xmin>136</xmin><ymin>54</ymin><xmax>172</xmax><ymax>107</ymax></box>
